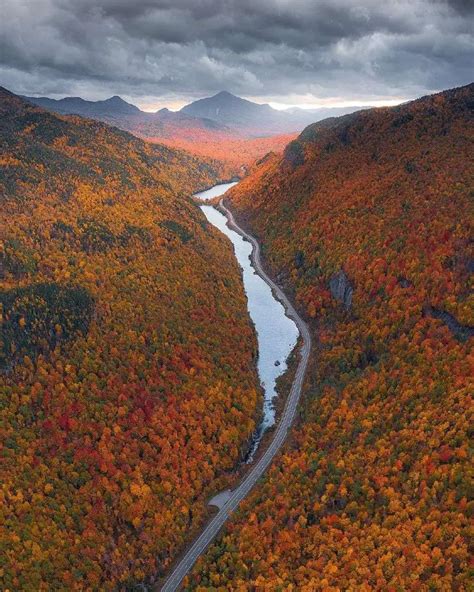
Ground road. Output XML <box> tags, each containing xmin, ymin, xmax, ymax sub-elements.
<box><xmin>159</xmin><ymin>199</ymin><xmax>312</xmax><ymax>592</ymax></box>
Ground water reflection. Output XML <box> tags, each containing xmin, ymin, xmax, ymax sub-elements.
<box><xmin>194</xmin><ymin>181</ymin><xmax>238</xmax><ymax>201</ymax></box>
<box><xmin>198</xmin><ymin>184</ymin><xmax>298</xmax><ymax>461</ymax></box>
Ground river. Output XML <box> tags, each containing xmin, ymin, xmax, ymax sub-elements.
<box><xmin>196</xmin><ymin>182</ymin><xmax>299</xmax><ymax>461</ymax></box>
<box><xmin>194</xmin><ymin>181</ymin><xmax>238</xmax><ymax>201</ymax></box>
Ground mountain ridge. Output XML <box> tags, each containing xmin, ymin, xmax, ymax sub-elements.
<box><xmin>22</xmin><ymin>90</ymin><xmax>368</xmax><ymax>137</ymax></box>
<box><xmin>21</xmin><ymin>93</ymin><xmax>141</xmax><ymax>116</ymax></box>
<box><xmin>180</xmin><ymin>90</ymin><xmax>360</xmax><ymax>135</ymax></box>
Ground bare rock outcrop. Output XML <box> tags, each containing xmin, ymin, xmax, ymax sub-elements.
<box><xmin>329</xmin><ymin>269</ymin><xmax>353</xmax><ymax>310</ymax></box>
<box><xmin>283</xmin><ymin>140</ymin><xmax>305</xmax><ymax>168</ymax></box>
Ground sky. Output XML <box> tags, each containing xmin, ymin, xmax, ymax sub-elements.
<box><xmin>1</xmin><ymin>0</ymin><xmax>473</xmax><ymax>111</ymax></box>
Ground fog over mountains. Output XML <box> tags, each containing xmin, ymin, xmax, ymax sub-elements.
<box><xmin>23</xmin><ymin>91</ymin><xmax>366</xmax><ymax>137</ymax></box>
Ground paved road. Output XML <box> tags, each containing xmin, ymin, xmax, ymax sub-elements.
<box><xmin>159</xmin><ymin>200</ymin><xmax>312</xmax><ymax>592</ymax></box>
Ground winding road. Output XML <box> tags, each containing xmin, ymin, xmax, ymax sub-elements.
<box><xmin>159</xmin><ymin>199</ymin><xmax>312</xmax><ymax>592</ymax></box>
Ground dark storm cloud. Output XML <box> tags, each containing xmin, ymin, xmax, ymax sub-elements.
<box><xmin>446</xmin><ymin>0</ymin><xmax>474</xmax><ymax>15</ymax></box>
<box><xmin>1</xmin><ymin>0</ymin><xmax>473</xmax><ymax>105</ymax></box>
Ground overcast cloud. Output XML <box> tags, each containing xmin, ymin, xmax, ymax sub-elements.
<box><xmin>1</xmin><ymin>0</ymin><xmax>473</xmax><ymax>108</ymax></box>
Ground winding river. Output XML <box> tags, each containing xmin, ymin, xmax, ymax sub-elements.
<box><xmin>198</xmin><ymin>182</ymin><xmax>299</xmax><ymax>460</ymax></box>
<box><xmin>160</xmin><ymin>183</ymin><xmax>311</xmax><ymax>591</ymax></box>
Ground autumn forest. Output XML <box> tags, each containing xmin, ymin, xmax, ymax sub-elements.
<box><xmin>186</xmin><ymin>82</ymin><xmax>474</xmax><ymax>591</ymax></box>
<box><xmin>1</xmin><ymin>88</ymin><xmax>262</xmax><ymax>589</ymax></box>
<box><xmin>1</xmin><ymin>5</ymin><xmax>473</xmax><ymax>589</ymax></box>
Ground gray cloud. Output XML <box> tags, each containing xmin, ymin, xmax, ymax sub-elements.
<box><xmin>1</xmin><ymin>0</ymin><xmax>473</xmax><ymax>106</ymax></box>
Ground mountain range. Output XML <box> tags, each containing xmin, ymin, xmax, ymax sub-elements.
<box><xmin>21</xmin><ymin>93</ymin><xmax>229</xmax><ymax>135</ymax></box>
<box><xmin>23</xmin><ymin>90</ymin><xmax>365</xmax><ymax>137</ymax></box>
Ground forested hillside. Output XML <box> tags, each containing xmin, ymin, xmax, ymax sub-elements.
<box><xmin>187</xmin><ymin>84</ymin><xmax>473</xmax><ymax>590</ymax></box>
<box><xmin>155</xmin><ymin>132</ymin><xmax>297</xmax><ymax>178</ymax></box>
<box><xmin>0</xmin><ymin>88</ymin><xmax>260</xmax><ymax>590</ymax></box>
<box><xmin>23</xmin><ymin>93</ymin><xmax>297</xmax><ymax>178</ymax></box>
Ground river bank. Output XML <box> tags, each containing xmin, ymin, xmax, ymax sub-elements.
<box><xmin>158</xmin><ymin>185</ymin><xmax>312</xmax><ymax>592</ymax></box>
<box><xmin>198</xmin><ymin>183</ymin><xmax>299</xmax><ymax>459</ymax></box>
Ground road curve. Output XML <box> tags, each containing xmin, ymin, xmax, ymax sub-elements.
<box><xmin>159</xmin><ymin>199</ymin><xmax>312</xmax><ymax>592</ymax></box>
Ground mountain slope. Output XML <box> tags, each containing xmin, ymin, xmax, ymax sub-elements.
<box><xmin>22</xmin><ymin>93</ymin><xmax>296</xmax><ymax>175</ymax></box>
<box><xmin>0</xmin><ymin>88</ymin><xmax>260</xmax><ymax>590</ymax></box>
<box><xmin>187</xmin><ymin>83</ymin><xmax>473</xmax><ymax>589</ymax></box>
<box><xmin>2</xmin><ymin>88</ymin><xmax>227</xmax><ymax>202</ymax></box>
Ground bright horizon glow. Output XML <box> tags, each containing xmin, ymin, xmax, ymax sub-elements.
<box><xmin>25</xmin><ymin>91</ymin><xmax>410</xmax><ymax>113</ymax></box>
<box><xmin>140</xmin><ymin>100</ymin><xmax>186</xmax><ymax>112</ymax></box>
<box><xmin>138</xmin><ymin>95</ymin><xmax>408</xmax><ymax>113</ymax></box>
<box><xmin>268</xmin><ymin>98</ymin><xmax>408</xmax><ymax>110</ymax></box>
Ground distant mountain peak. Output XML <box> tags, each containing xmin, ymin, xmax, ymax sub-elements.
<box><xmin>209</xmin><ymin>91</ymin><xmax>256</xmax><ymax>105</ymax></box>
<box><xmin>181</xmin><ymin>90</ymin><xmax>285</xmax><ymax>134</ymax></box>
<box><xmin>106</xmin><ymin>95</ymin><xmax>127</xmax><ymax>104</ymax></box>
<box><xmin>22</xmin><ymin>93</ymin><xmax>140</xmax><ymax>116</ymax></box>
<box><xmin>101</xmin><ymin>95</ymin><xmax>140</xmax><ymax>113</ymax></box>
<box><xmin>214</xmin><ymin>90</ymin><xmax>234</xmax><ymax>98</ymax></box>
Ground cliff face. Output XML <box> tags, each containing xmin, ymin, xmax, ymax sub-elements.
<box><xmin>329</xmin><ymin>270</ymin><xmax>353</xmax><ymax>310</ymax></box>
<box><xmin>188</xmin><ymin>84</ymin><xmax>474</xmax><ymax>590</ymax></box>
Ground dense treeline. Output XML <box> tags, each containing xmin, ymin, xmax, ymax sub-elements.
<box><xmin>153</xmin><ymin>132</ymin><xmax>297</xmax><ymax>178</ymax></box>
<box><xmin>187</xmin><ymin>84</ymin><xmax>473</xmax><ymax>590</ymax></box>
<box><xmin>104</xmin><ymin>109</ymin><xmax>297</xmax><ymax>177</ymax></box>
<box><xmin>0</xmin><ymin>88</ymin><xmax>260</xmax><ymax>589</ymax></box>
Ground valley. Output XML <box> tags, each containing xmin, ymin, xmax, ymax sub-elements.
<box><xmin>160</xmin><ymin>186</ymin><xmax>311</xmax><ymax>592</ymax></box>
<box><xmin>1</xmin><ymin>75</ymin><xmax>472</xmax><ymax>592</ymax></box>
<box><xmin>22</xmin><ymin>91</ymin><xmax>363</xmax><ymax>177</ymax></box>
<box><xmin>199</xmin><ymin>187</ymin><xmax>299</xmax><ymax>461</ymax></box>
